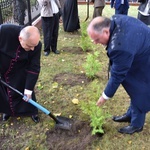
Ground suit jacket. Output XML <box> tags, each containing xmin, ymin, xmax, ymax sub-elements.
<box><xmin>93</xmin><ymin>0</ymin><xmax>105</xmax><ymax>7</ymax></box>
<box><xmin>111</xmin><ymin>0</ymin><xmax>129</xmax><ymax>9</ymax></box>
<box><xmin>38</xmin><ymin>0</ymin><xmax>61</xmax><ymax>17</ymax></box>
<box><xmin>105</xmin><ymin>15</ymin><xmax>150</xmax><ymax>113</ymax></box>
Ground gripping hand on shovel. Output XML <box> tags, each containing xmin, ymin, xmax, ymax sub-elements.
<box><xmin>23</xmin><ymin>89</ymin><xmax>32</xmax><ymax>102</ymax></box>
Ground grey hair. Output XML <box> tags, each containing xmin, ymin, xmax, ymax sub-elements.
<box><xmin>19</xmin><ymin>27</ymin><xmax>31</xmax><ymax>40</ymax></box>
<box><xmin>93</xmin><ymin>17</ymin><xmax>111</xmax><ymax>33</ymax></box>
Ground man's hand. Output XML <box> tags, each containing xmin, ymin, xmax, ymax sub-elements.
<box><xmin>23</xmin><ymin>94</ymin><xmax>31</xmax><ymax>102</ymax></box>
<box><xmin>96</xmin><ymin>96</ymin><xmax>107</xmax><ymax>107</ymax></box>
<box><xmin>23</xmin><ymin>89</ymin><xmax>32</xmax><ymax>102</ymax></box>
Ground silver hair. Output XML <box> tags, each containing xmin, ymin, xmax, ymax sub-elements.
<box><xmin>93</xmin><ymin>17</ymin><xmax>111</xmax><ymax>33</ymax></box>
<box><xmin>19</xmin><ymin>27</ymin><xmax>31</xmax><ymax>40</ymax></box>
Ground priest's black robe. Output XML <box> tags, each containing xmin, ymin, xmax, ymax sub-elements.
<box><xmin>62</xmin><ymin>0</ymin><xmax>80</xmax><ymax>32</ymax></box>
<box><xmin>0</xmin><ymin>24</ymin><xmax>42</xmax><ymax>116</ymax></box>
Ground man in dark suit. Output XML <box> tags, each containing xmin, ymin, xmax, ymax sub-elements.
<box><xmin>87</xmin><ymin>15</ymin><xmax>150</xmax><ymax>134</ymax></box>
<box><xmin>111</xmin><ymin>0</ymin><xmax>129</xmax><ymax>15</ymax></box>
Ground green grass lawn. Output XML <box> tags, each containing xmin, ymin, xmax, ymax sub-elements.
<box><xmin>1</xmin><ymin>4</ymin><xmax>150</xmax><ymax>150</ymax></box>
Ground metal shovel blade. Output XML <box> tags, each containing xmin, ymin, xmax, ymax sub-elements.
<box><xmin>55</xmin><ymin>116</ymin><xmax>73</xmax><ymax>130</ymax></box>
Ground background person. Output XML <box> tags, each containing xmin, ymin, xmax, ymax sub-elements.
<box><xmin>138</xmin><ymin>0</ymin><xmax>150</xmax><ymax>26</ymax></box>
<box><xmin>38</xmin><ymin>0</ymin><xmax>61</xmax><ymax>56</ymax></box>
<box><xmin>62</xmin><ymin>0</ymin><xmax>80</xmax><ymax>32</ymax></box>
<box><xmin>0</xmin><ymin>25</ymin><xmax>42</xmax><ymax>123</ymax></box>
<box><xmin>87</xmin><ymin>15</ymin><xmax>150</xmax><ymax>134</ymax></box>
<box><xmin>111</xmin><ymin>0</ymin><xmax>129</xmax><ymax>15</ymax></box>
<box><xmin>92</xmin><ymin>0</ymin><xmax>105</xmax><ymax>18</ymax></box>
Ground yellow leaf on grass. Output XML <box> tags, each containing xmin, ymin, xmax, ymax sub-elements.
<box><xmin>69</xmin><ymin>115</ymin><xmax>73</xmax><ymax>118</ymax></box>
<box><xmin>72</xmin><ymin>98</ymin><xmax>79</xmax><ymax>104</ymax></box>
<box><xmin>54</xmin><ymin>113</ymin><xmax>61</xmax><ymax>116</ymax></box>
<box><xmin>76</xmin><ymin>94</ymin><xmax>79</xmax><ymax>97</ymax></box>
<box><xmin>25</xmin><ymin>147</ymin><xmax>30</xmax><ymax>150</ymax></box>
<box><xmin>52</xmin><ymin>82</ymin><xmax>58</xmax><ymax>89</ymax></box>
<box><xmin>5</xmin><ymin>124</ymin><xmax>9</xmax><ymax>127</ymax></box>
<box><xmin>17</xmin><ymin>117</ymin><xmax>21</xmax><ymax>120</ymax></box>
<box><xmin>128</xmin><ymin>140</ymin><xmax>132</xmax><ymax>144</ymax></box>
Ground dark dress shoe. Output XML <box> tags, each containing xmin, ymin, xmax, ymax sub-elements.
<box><xmin>112</xmin><ymin>114</ymin><xmax>131</xmax><ymax>122</ymax></box>
<box><xmin>2</xmin><ymin>113</ymin><xmax>10</xmax><ymax>121</ymax></box>
<box><xmin>44</xmin><ymin>51</ymin><xmax>50</xmax><ymax>56</ymax></box>
<box><xmin>31</xmin><ymin>115</ymin><xmax>40</xmax><ymax>123</ymax></box>
<box><xmin>52</xmin><ymin>50</ymin><xmax>60</xmax><ymax>54</ymax></box>
<box><xmin>118</xmin><ymin>125</ymin><xmax>143</xmax><ymax>134</ymax></box>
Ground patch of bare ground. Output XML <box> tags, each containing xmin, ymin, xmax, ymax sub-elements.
<box><xmin>53</xmin><ymin>73</ymin><xmax>91</xmax><ymax>86</ymax></box>
<box><xmin>46</xmin><ymin>120</ymin><xmax>102</xmax><ymax>150</ymax></box>
<box><xmin>61</xmin><ymin>47</ymin><xmax>91</xmax><ymax>54</ymax></box>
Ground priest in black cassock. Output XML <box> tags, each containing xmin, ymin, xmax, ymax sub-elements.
<box><xmin>62</xmin><ymin>0</ymin><xmax>80</xmax><ymax>32</ymax></box>
<box><xmin>0</xmin><ymin>24</ymin><xmax>42</xmax><ymax>123</ymax></box>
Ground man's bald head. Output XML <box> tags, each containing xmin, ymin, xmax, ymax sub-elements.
<box><xmin>20</xmin><ymin>26</ymin><xmax>40</xmax><ymax>42</ymax></box>
<box><xmin>19</xmin><ymin>26</ymin><xmax>40</xmax><ymax>51</ymax></box>
<box><xmin>87</xmin><ymin>16</ymin><xmax>111</xmax><ymax>45</ymax></box>
<box><xmin>87</xmin><ymin>16</ymin><xmax>111</xmax><ymax>35</ymax></box>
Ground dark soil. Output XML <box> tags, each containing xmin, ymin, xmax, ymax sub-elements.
<box><xmin>53</xmin><ymin>73</ymin><xmax>91</xmax><ymax>86</ymax></box>
<box><xmin>46</xmin><ymin>46</ymin><xmax>100</xmax><ymax>150</ymax></box>
<box><xmin>61</xmin><ymin>47</ymin><xmax>91</xmax><ymax>54</ymax></box>
<box><xmin>47</xmin><ymin>71</ymin><xmax>98</xmax><ymax>150</ymax></box>
<box><xmin>46</xmin><ymin>120</ymin><xmax>100</xmax><ymax>150</ymax></box>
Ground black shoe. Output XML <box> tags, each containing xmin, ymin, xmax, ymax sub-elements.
<box><xmin>118</xmin><ymin>125</ymin><xmax>143</xmax><ymax>134</ymax></box>
<box><xmin>52</xmin><ymin>50</ymin><xmax>60</xmax><ymax>54</ymax></box>
<box><xmin>31</xmin><ymin>115</ymin><xmax>40</xmax><ymax>123</ymax></box>
<box><xmin>112</xmin><ymin>114</ymin><xmax>131</xmax><ymax>123</ymax></box>
<box><xmin>2</xmin><ymin>113</ymin><xmax>10</xmax><ymax>121</ymax></box>
<box><xmin>44</xmin><ymin>51</ymin><xmax>50</xmax><ymax>56</ymax></box>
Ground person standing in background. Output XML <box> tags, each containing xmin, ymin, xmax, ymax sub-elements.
<box><xmin>62</xmin><ymin>0</ymin><xmax>80</xmax><ymax>32</ymax></box>
<box><xmin>138</xmin><ymin>0</ymin><xmax>150</xmax><ymax>26</ymax></box>
<box><xmin>92</xmin><ymin>0</ymin><xmax>105</xmax><ymax>18</ymax></box>
<box><xmin>111</xmin><ymin>0</ymin><xmax>129</xmax><ymax>15</ymax></box>
<box><xmin>38</xmin><ymin>0</ymin><xmax>61</xmax><ymax>56</ymax></box>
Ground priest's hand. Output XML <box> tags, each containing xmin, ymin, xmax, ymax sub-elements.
<box><xmin>23</xmin><ymin>94</ymin><xmax>31</xmax><ymax>102</ymax></box>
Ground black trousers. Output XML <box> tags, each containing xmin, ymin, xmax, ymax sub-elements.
<box><xmin>137</xmin><ymin>13</ymin><xmax>150</xmax><ymax>26</ymax></box>
<box><xmin>41</xmin><ymin>13</ymin><xmax>59</xmax><ymax>52</ymax></box>
<box><xmin>93</xmin><ymin>6</ymin><xmax>105</xmax><ymax>18</ymax></box>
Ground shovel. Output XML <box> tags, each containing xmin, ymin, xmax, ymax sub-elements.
<box><xmin>84</xmin><ymin>0</ymin><xmax>90</xmax><ymax>22</ymax></box>
<box><xmin>0</xmin><ymin>79</ymin><xmax>72</xmax><ymax>130</ymax></box>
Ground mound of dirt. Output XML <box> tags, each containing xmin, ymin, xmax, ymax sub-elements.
<box><xmin>61</xmin><ymin>47</ymin><xmax>91</xmax><ymax>54</ymax></box>
<box><xmin>53</xmin><ymin>73</ymin><xmax>91</xmax><ymax>86</ymax></box>
<box><xmin>46</xmin><ymin>120</ymin><xmax>100</xmax><ymax>150</ymax></box>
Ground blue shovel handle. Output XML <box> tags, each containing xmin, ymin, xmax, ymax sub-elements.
<box><xmin>0</xmin><ymin>79</ymin><xmax>60</xmax><ymax>123</ymax></box>
<box><xmin>23</xmin><ymin>96</ymin><xmax>50</xmax><ymax>115</ymax></box>
<box><xmin>28</xmin><ymin>99</ymin><xmax>50</xmax><ymax>115</ymax></box>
